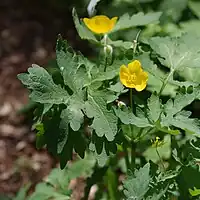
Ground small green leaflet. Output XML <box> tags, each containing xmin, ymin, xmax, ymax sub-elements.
<box><xmin>189</xmin><ymin>187</ymin><xmax>200</xmax><ymax>197</ymax></box>
<box><xmin>85</xmin><ymin>95</ymin><xmax>118</xmax><ymax>141</ymax></box>
<box><xmin>147</xmin><ymin>93</ymin><xmax>162</xmax><ymax>123</ymax></box>
<box><xmin>28</xmin><ymin>183</ymin><xmax>70</xmax><ymax>200</ymax></box>
<box><xmin>89</xmin><ymin>134</ymin><xmax>118</xmax><ymax>166</ymax></box>
<box><xmin>159</xmin><ymin>0</ymin><xmax>188</xmax><ymax>22</ymax></box>
<box><xmin>149</xmin><ymin>34</ymin><xmax>200</xmax><ymax>71</ymax></box>
<box><xmin>17</xmin><ymin>64</ymin><xmax>69</xmax><ymax>104</ymax></box>
<box><xmin>161</xmin><ymin>89</ymin><xmax>200</xmax><ymax>134</ymax></box>
<box><xmin>112</xmin><ymin>12</ymin><xmax>162</xmax><ymax>32</ymax></box>
<box><xmin>56</xmin><ymin>38</ymin><xmax>92</xmax><ymax>91</ymax></box>
<box><xmin>188</xmin><ymin>0</ymin><xmax>200</xmax><ymax>18</ymax></box>
<box><xmin>123</xmin><ymin>163</ymin><xmax>151</xmax><ymax>200</ymax></box>
<box><xmin>28</xmin><ymin>156</ymin><xmax>95</xmax><ymax>200</ymax></box>
<box><xmin>72</xmin><ymin>8</ymin><xmax>98</xmax><ymax>43</ymax></box>
<box><xmin>61</xmin><ymin>94</ymin><xmax>84</xmax><ymax>131</ymax></box>
<box><xmin>114</xmin><ymin>107</ymin><xmax>152</xmax><ymax>128</ymax></box>
<box><xmin>59</xmin><ymin>130</ymin><xmax>87</xmax><ymax>169</ymax></box>
<box><xmin>13</xmin><ymin>184</ymin><xmax>31</xmax><ymax>200</ymax></box>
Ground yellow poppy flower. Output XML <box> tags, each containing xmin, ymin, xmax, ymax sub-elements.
<box><xmin>119</xmin><ymin>60</ymin><xmax>148</xmax><ymax>91</ymax></box>
<box><xmin>83</xmin><ymin>15</ymin><xmax>118</xmax><ymax>34</ymax></box>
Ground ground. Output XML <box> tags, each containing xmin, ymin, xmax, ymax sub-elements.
<box><xmin>0</xmin><ymin>0</ymin><xmax>89</xmax><ymax>198</ymax></box>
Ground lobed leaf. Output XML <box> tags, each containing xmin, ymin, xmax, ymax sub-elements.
<box><xmin>85</xmin><ymin>95</ymin><xmax>118</xmax><ymax>141</ymax></box>
<box><xmin>72</xmin><ymin>8</ymin><xmax>98</xmax><ymax>43</ymax></box>
<box><xmin>123</xmin><ymin>163</ymin><xmax>151</xmax><ymax>200</ymax></box>
<box><xmin>18</xmin><ymin>64</ymin><xmax>69</xmax><ymax>104</ymax></box>
<box><xmin>149</xmin><ymin>34</ymin><xmax>200</xmax><ymax>71</ymax></box>
<box><xmin>112</xmin><ymin>12</ymin><xmax>162</xmax><ymax>32</ymax></box>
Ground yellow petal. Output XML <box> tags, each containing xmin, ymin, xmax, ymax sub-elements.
<box><xmin>134</xmin><ymin>71</ymin><xmax>148</xmax><ymax>91</ymax></box>
<box><xmin>110</xmin><ymin>17</ymin><xmax>118</xmax><ymax>29</ymax></box>
<box><xmin>140</xmin><ymin>71</ymin><xmax>148</xmax><ymax>81</ymax></box>
<box><xmin>120</xmin><ymin>65</ymin><xmax>129</xmax><ymax>87</ymax></box>
<box><xmin>128</xmin><ymin>60</ymin><xmax>142</xmax><ymax>74</ymax></box>
<box><xmin>135</xmin><ymin>81</ymin><xmax>147</xmax><ymax>91</ymax></box>
<box><xmin>83</xmin><ymin>18</ymin><xmax>90</xmax><ymax>27</ymax></box>
<box><xmin>83</xmin><ymin>15</ymin><xmax>117</xmax><ymax>34</ymax></box>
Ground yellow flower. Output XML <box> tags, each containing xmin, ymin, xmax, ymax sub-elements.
<box><xmin>83</xmin><ymin>15</ymin><xmax>118</xmax><ymax>34</ymax></box>
<box><xmin>119</xmin><ymin>60</ymin><xmax>148</xmax><ymax>91</ymax></box>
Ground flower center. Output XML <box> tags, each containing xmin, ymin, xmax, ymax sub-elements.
<box><xmin>127</xmin><ymin>74</ymin><xmax>137</xmax><ymax>84</ymax></box>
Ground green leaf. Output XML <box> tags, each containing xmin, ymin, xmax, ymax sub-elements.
<box><xmin>106</xmin><ymin>168</ymin><xmax>120</xmax><ymax>200</ymax></box>
<box><xmin>35</xmin><ymin>123</ymin><xmax>46</xmax><ymax>149</ymax></box>
<box><xmin>107</xmin><ymin>39</ymin><xmax>133</xmax><ymax>50</ymax></box>
<box><xmin>28</xmin><ymin>183</ymin><xmax>70</xmax><ymax>200</ymax></box>
<box><xmin>189</xmin><ymin>0</ymin><xmax>200</xmax><ymax>18</ymax></box>
<box><xmin>123</xmin><ymin>163</ymin><xmax>151</xmax><ymax>200</ymax></box>
<box><xmin>143</xmin><ymin>135</ymin><xmax>171</xmax><ymax>163</ymax></box>
<box><xmin>147</xmin><ymin>93</ymin><xmax>162</xmax><ymax>123</ymax></box>
<box><xmin>114</xmin><ymin>107</ymin><xmax>152</xmax><ymax>128</ymax></box>
<box><xmin>59</xmin><ymin>129</ymin><xmax>87</xmax><ymax>169</ymax></box>
<box><xmin>189</xmin><ymin>187</ymin><xmax>200</xmax><ymax>197</ymax></box>
<box><xmin>13</xmin><ymin>184</ymin><xmax>31</xmax><ymax>200</ymax></box>
<box><xmin>159</xmin><ymin>0</ymin><xmax>188</xmax><ymax>22</ymax></box>
<box><xmin>89</xmin><ymin>134</ymin><xmax>118</xmax><ymax>166</ymax></box>
<box><xmin>149</xmin><ymin>34</ymin><xmax>200</xmax><ymax>71</ymax></box>
<box><xmin>61</xmin><ymin>93</ymin><xmax>84</xmax><ymax>131</ymax></box>
<box><xmin>161</xmin><ymin>88</ymin><xmax>200</xmax><ymax>134</ymax></box>
<box><xmin>18</xmin><ymin>65</ymin><xmax>69</xmax><ymax>104</ymax></box>
<box><xmin>177</xmin><ymin>166</ymin><xmax>200</xmax><ymax>199</ymax></box>
<box><xmin>133</xmin><ymin>53</ymin><xmax>177</xmax><ymax>96</ymax></box>
<box><xmin>56</xmin><ymin>38</ymin><xmax>93</xmax><ymax>92</ymax></box>
<box><xmin>146</xmin><ymin>188</ymin><xmax>168</xmax><ymax>200</ymax></box>
<box><xmin>72</xmin><ymin>8</ymin><xmax>98</xmax><ymax>43</ymax></box>
<box><xmin>84</xmin><ymin>94</ymin><xmax>118</xmax><ymax>141</ymax></box>
<box><xmin>180</xmin><ymin>20</ymin><xmax>200</xmax><ymax>35</ymax></box>
<box><xmin>112</xmin><ymin>12</ymin><xmax>162</xmax><ymax>32</ymax></box>
<box><xmin>91</xmin><ymin>58</ymin><xmax>129</xmax><ymax>84</ymax></box>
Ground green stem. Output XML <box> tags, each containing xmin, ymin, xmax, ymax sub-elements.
<box><xmin>123</xmin><ymin>143</ymin><xmax>130</xmax><ymax>170</ymax></box>
<box><xmin>130</xmin><ymin>88</ymin><xmax>133</xmax><ymax>112</ymax></box>
<box><xmin>103</xmin><ymin>34</ymin><xmax>108</xmax><ymax>72</ymax></box>
<box><xmin>131</xmin><ymin>142</ymin><xmax>136</xmax><ymax>170</ymax></box>
<box><xmin>104</xmin><ymin>56</ymin><xmax>108</xmax><ymax>72</ymax></box>
<box><xmin>158</xmin><ymin>70</ymin><xmax>174</xmax><ymax>96</ymax></box>
<box><xmin>133</xmin><ymin>30</ymin><xmax>141</xmax><ymax>57</ymax></box>
<box><xmin>156</xmin><ymin>147</ymin><xmax>165</xmax><ymax>172</ymax></box>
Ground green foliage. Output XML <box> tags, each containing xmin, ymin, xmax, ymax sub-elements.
<box><xmin>123</xmin><ymin>163</ymin><xmax>151</xmax><ymax>200</ymax></box>
<box><xmin>112</xmin><ymin>12</ymin><xmax>162</xmax><ymax>32</ymax></box>
<box><xmin>85</xmin><ymin>94</ymin><xmax>118</xmax><ymax>141</ymax></box>
<box><xmin>17</xmin><ymin>0</ymin><xmax>200</xmax><ymax>199</ymax></box>
<box><xmin>28</xmin><ymin>156</ymin><xmax>95</xmax><ymax>200</ymax></box>
<box><xmin>17</xmin><ymin>65</ymin><xmax>70</xmax><ymax>104</ymax></box>
<box><xmin>149</xmin><ymin>34</ymin><xmax>200</xmax><ymax>71</ymax></box>
<box><xmin>189</xmin><ymin>0</ymin><xmax>200</xmax><ymax>18</ymax></box>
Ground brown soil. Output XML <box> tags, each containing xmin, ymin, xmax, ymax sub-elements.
<box><xmin>0</xmin><ymin>0</ymin><xmax>89</xmax><ymax>198</ymax></box>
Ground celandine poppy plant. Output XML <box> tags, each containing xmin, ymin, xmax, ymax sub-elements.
<box><xmin>120</xmin><ymin>60</ymin><xmax>148</xmax><ymax>91</ymax></box>
<box><xmin>83</xmin><ymin>15</ymin><xmax>118</xmax><ymax>34</ymax></box>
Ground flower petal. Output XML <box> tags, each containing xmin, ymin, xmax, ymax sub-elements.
<box><xmin>120</xmin><ymin>65</ymin><xmax>129</xmax><ymax>87</ymax></box>
<box><xmin>135</xmin><ymin>81</ymin><xmax>147</xmax><ymax>91</ymax></box>
<box><xmin>110</xmin><ymin>17</ymin><xmax>118</xmax><ymax>29</ymax></box>
<box><xmin>83</xmin><ymin>15</ymin><xmax>117</xmax><ymax>34</ymax></box>
<box><xmin>128</xmin><ymin>60</ymin><xmax>142</xmax><ymax>74</ymax></box>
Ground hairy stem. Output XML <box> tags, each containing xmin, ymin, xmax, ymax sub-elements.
<box><xmin>156</xmin><ymin>147</ymin><xmax>165</xmax><ymax>172</ymax></box>
<box><xmin>158</xmin><ymin>70</ymin><xmax>174</xmax><ymax>96</ymax></box>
